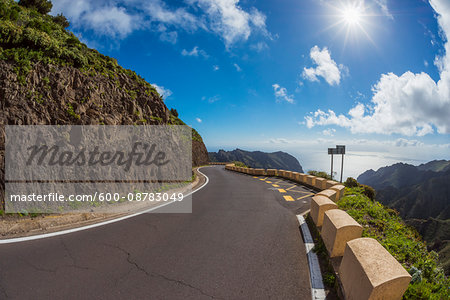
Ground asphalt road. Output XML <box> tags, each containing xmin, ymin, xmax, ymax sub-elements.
<box><xmin>0</xmin><ymin>166</ymin><xmax>312</xmax><ymax>300</ymax></box>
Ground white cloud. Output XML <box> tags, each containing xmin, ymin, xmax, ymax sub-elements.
<box><xmin>144</xmin><ymin>0</ymin><xmax>201</xmax><ymax>31</ymax></box>
<box><xmin>51</xmin><ymin>1</ymin><xmax>139</xmax><ymax>39</ymax></box>
<box><xmin>213</xmin><ymin>65</ymin><xmax>220</xmax><ymax>71</ymax></box>
<box><xmin>151</xmin><ymin>83</ymin><xmax>173</xmax><ymax>99</ymax></box>
<box><xmin>208</xmin><ymin>95</ymin><xmax>220</xmax><ymax>103</ymax></box>
<box><xmin>52</xmin><ymin>0</ymin><xmax>269</xmax><ymax>48</ymax></box>
<box><xmin>302</xmin><ymin>46</ymin><xmax>345</xmax><ymax>86</ymax></box>
<box><xmin>181</xmin><ymin>46</ymin><xmax>209</xmax><ymax>58</ymax></box>
<box><xmin>196</xmin><ymin>117</ymin><xmax>202</xmax><ymax>123</ymax></box>
<box><xmin>305</xmin><ymin>0</ymin><xmax>450</xmax><ymax>136</ymax></box>
<box><xmin>374</xmin><ymin>0</ymin><xmax>394</xmax><ymax>19</ymax></box>
<box><xmin>395</xmin><ymin>138</ymin><xmax>424</xmax><ymax>147</ymax></box>
<box><xmin>272</xmin><ymin>84</ymin><xmax>294</xmax><ymax>104</ymax></box>
<box><xmin>234</xmin><ymin>63</ymin><xmax>242</xmax><ymax>72</ymax></box>
<box><xmin>269</xmin><ymin>138</ymin><xmax>291</xmax><ymax>144</ymax></box>
<box><xmin>322</xmin><ymin>128</ymin><xmax>336</xmax><ymax>136</ymax></box>
<box><xmin>250</xmin><ymin>41</ymin><xmax>269</xmax><ymax>52</ymax></box>
<box><xmin>157</xmin><ymin>25</ymin><xmax>178</xmax><ymax>44</ymax></box>
<box><xmin>189</xmin><ymin>0</ymin><xmax>269</xmax><ymax>47</ymax></box>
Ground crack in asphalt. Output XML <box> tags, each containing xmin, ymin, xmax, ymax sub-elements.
<box><xmin>105</xmin><ymin>244</ymin><xmax>224</xmax><ymax>300</ymax></box>
<box><xmin>59</xmin><ymin>238</ymin><xmax>90</xmax><ymax>271</ymax></box>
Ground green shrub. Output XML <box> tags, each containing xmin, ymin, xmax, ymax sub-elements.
<box><xmin>18</xmin><ymin>0</ymin><xmax>52</xmax><ymax>15</ymax></box>
<box><xmin>170</xmin><ymin>108</ymin><xmax>178</xmax><ymax>117</ymax></box>
<box><xmin>308</xmin><ymin>170</ymin><xmax>332</xmax><ymax>180</ymax></box>
<box><xmin>233</xmin><ymin>161</ymin><xmax>247</xmax><ymax>168</ymax></box>
<box><xmin>361</xmin><ymin>184</ymin><xmax>375</xmax><ymax>200</ymax></box>
<box><xmin>52</xmin><ymin>13</ymin><xmax>69</xmax><ymax>28</ymax></box>
<box><xmin>344</xmin><ymin>176</ymin><xmax>359</xmax><ymax>188</ymax></box>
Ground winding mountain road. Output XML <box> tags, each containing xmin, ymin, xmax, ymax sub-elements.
<box><xmin>0</xmin><ymin>166</ymin><xmax>312</xmax><ymax>299</ymax></box>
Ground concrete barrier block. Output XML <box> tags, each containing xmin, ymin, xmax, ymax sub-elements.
<box><xmin>310</xmin><ymin>195</ymin><xmax>337</xmax><ymax>226</ymax></box>
<box><xmin>330</xmin><ymin>185</ymin><xmax>346</xmax><ymax>201</ymax></box>
<box><xmin>321</xmin><ymin>209</ymin><xmax>363</xmax><ymax>257</ymax></box>
<box><xmin>317</xmin><ymin>189</ymin><xmax>338</xmax><ymax>202</ymax></box>
<box><xmin>314</xmin><ymin>177</ymin><xmax>327</xmax><ymax>190</ymax></box>
<box><xmin>266</xmin><ymin>169</ymin><xmax>277</xmax><ymax>176</ymax></box>
<box><xmin>298</xmin><ymin>173</ymin><xmax>307</xmax><ymax>183</ymax></box>
<box><xmin>284</xmin><ymin>171</ymin><xmax>293</xmax><ymax>179</ymax></box>
<box><xmin>278</xmin><ymin>170</ymin><xmax>286</xmax><ymax>177</ymax></box>
<box><xmin>306</xmin><ymin>175</ymin><xmax>316</xmax><ymax>186</ymax></box>
<box><xmin>339</xmin><ymin>238</ymin><xmax>411</xmax><ymax>300</ymax></box>
<box><xmin>254</xmin><ymin>169</ymin><xmax>265</xmax><ymax>176</ymax></box>
<box><xmin>292</xmin><ymin>172</ymin><xmax>300</xmax><ymax>182</ymax></box>
<box><xmin>325</xmin><ymin>180</ymin><xmax>339</xmax><ymax>189</ymax></box>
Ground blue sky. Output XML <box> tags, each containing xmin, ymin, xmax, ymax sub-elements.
<box><xmin>51</xmin><ymin>0</ymin><xmax>450</xmax><ymax>177</ymax></box>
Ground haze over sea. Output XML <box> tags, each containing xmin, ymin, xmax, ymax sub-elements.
<box><xmin>208</xmin><ymin>139</ymin><xmax>450</xmax><ymax>180</ymax></box>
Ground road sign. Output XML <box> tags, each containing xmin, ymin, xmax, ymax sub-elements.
<box><xmin>328</xmin><ymin>148</ymin><xmax>338</xmax><ymax>155</ymax></box>
<box><xmin>336</xmin><ymin>145</ymin><xmax>346</xmax><ymax>154</ymax></box>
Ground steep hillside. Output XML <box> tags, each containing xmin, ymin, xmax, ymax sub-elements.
<box><xmin>357</xmin><ymin>160</ymin><xmax>450</xmax><ymax>274</ymax></box>
<box><xmin>0</xmin><ymin>0</ymin><xmax>209</xmax><ymax>163</ymax></box>
<box><xmin>209</xmin><ymin>149</ymin><xmax>304</xmax><ymax>172</ymax></box>
<box><xmin>0</xmin><ymin>0</ymin><xmax>209</xmax><ymax>207</ymax></box>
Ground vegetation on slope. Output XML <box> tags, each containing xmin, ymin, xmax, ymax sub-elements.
<box><xmin>0</xmin><ymin>0</ymin><xmax>157</xmax><ymax>93</ymax></box>
<box><xmin>338</xmin><ymin>186</ymin><xmax>449</xmax><ymax>299</ymax></box>
<box><xmin>357</xmin><ymin>161</ymin><xmax>450</xmax><ymax>275</ymax></box>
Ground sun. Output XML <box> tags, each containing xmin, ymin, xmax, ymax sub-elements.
<box><xmin>342</xmin><ymin>7</ymin><xmax>362</xmax><ymax>25</ymax></box>
<box><xmin>320</xmin><ymin>1</ymin><xmax>376</xmax><ymax>48</ymax></box>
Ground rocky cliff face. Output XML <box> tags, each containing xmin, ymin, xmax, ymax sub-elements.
<box><xmin>0</xmin><ymin>0</ymin><xmax>209</xmax><ymax>208</ymax></box>
<box><xmin>0</xmin><ymin>60</ymin><xmax>209</xmax><ymax>205</ymax></box>
<box><xmin>0</xmin><ymin>59</ymin><xmax>209</xmax><ymax>161</ymax></box>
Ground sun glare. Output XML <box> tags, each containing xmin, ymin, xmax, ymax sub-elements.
<box><xmin>342</xmin><ymin>7</ymin><xmax>362</xmax><ymax>25</ymax></box>
<box><xmin>321</xmin><ymin>1</ymin><xmax>376</xmax><ymax>48</ymax></box>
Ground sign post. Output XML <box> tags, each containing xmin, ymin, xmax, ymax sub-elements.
<box><xmin>328</xmin><ymin>148</ymin><xmax>338</xmax><ymax>180</ymax></box>
<box><xmin>328</xmin><ymin>145</ymin><xmax>346</xmax><ymax>183</ymax></box>
<box><xmin>336</xmin><ymin>145</ymin><xmax>346</xmax><ymax>183</ymax></box>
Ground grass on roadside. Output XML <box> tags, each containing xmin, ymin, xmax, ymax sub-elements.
<box><xmin>338</xmin><ymin>187</ymin><xmax>449</xmax><ymax>299</ymax></box>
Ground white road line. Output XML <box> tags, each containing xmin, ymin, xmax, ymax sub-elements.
<box><xmin>297</xmin><ymin>215</ymin><xmax>326</xmax><ymax>300</ymax></box>
<box><xmin>0</xmin><ymin>167</ymin><xmax>210</xmax><ymax>244</ymax></box>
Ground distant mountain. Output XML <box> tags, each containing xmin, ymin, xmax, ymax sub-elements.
<box><xmin>357</xmin><ymin>160</ymin><xmax>450</xmax><ymax>274</ymax></box>
<box><xmin>417</xmin><ymin>160</ymin><xmax>450</xmax><ymax>172</ymax></box>
<box><xmin>209</xmin><ymin>149</ymin><xmax>304</xmax><ymax>173</ymax></box>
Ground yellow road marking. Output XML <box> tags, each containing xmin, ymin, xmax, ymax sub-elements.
<box><xmin>272</xmin><ymin>184</ymin><xmax>280</xmax><ymax>187</ymax></box>
<box><xmin>259</xmin><ymin>178</ymin><xmax>265</xmax><ymax>181</ymax></box>
<box><xmin>285</xmin><ymin>185</ymin><xmax>297</xmax><ymax>191</ymax></box>
<box><xmin>278</xmin><ymin>189</ymin><xmax>286</xmax><ymax>193</ymax></box>
<box><xmin>283</xmin><ymin>195</ymin><xmax>294</xmax><ymax>201</ymax></box>
<box><xmin>265</xmin><ymin>181</ymin><xmax>272</xmax><ymax>183</ymax></box>
<box><xmin>297</xmin><ymin>193</ymin><xmax>314</xmax><ymax>200</ymax></box>
<box><xmin>253</xmin><ymin>176</ymin><xmax>258</xmax><ymax>178</ymax></box>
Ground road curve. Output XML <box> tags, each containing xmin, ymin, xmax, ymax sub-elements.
<box><xmin>0</xmin><ymin>166</ymin><xmax>311</xmax><ymax>299</ymax></box>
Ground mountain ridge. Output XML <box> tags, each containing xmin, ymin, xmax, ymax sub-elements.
<box><xmin>209</xmin><ymin>148</ymin><xmax>304</xmax><ymax>173</ymax></box>
<box><xmin>357</xmin><ymin>159</ymin><xmax>450</xmax><ymax>274</ymax></box>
